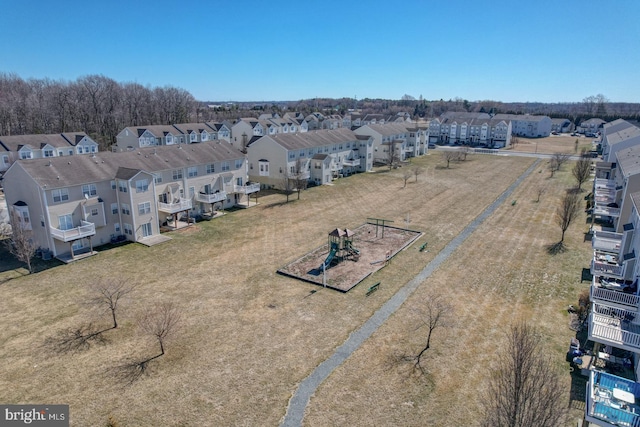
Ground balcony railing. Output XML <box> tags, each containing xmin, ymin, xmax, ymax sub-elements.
<box><xmin>589</xmin><ymin>311</ymin><xmax>640</xmax><ymax>351</ymax></box>
<box><xmin>50</xmin><ymin>220</ymin><xmax>96</xmax><ymax>242</ymax></box>
<box><xmin>593</xmin><ymin>231</ymin><xmax>623</xmax><ymax>253</ymax></box>
<box><xmin>592</xmin><ymin>259</ymin><xmax>625</xmax><ymax>278</ymax></box>
<box><xmin>234</xmin><ymin>183</ymin><xmax>260</xmax><ymax>194</ymax></box>
<box><xmin>594</xmin><ymin>204</ymin><xmax>621</xmax><ymax>217</ymax></box>
<box><xmin>591</xmin><ymin>286</ymin><xmax>640</xmax><ymax>310</ymax></box>
<box><xmin>197</xmin><ymin>191</ymin><xmax>227</xmax><ymax>204</ymax></box>
<box><xmin>158</xmin><ymin>198</ymin><xmax>192</xmax><ymax>214</ymax></box>
<box><xmin>342</xmin><ymin>158</ymin><xmax>361</xmax><ymax>167</ymax></box>
<box><xmin>595</xmin><ymin>178</ymin><xmax>616</xmax><ymax>191</ymax></box>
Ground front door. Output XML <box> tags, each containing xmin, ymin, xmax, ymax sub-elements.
<box><xmin>141</xmin><ymin>222</ymin><xmax>152</xmax><ymax>237</ymax></box>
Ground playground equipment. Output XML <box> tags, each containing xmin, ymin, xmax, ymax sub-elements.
<box><xmin>319</xmin><ymin>228</ymin><xmax>360</xmax><ymax>270</ymax></box>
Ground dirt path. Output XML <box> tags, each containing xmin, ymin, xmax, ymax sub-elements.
<box><xmin>280</xmin><ymin>159</ymin><xmax>542</xmax><ymax>427</ymax></box>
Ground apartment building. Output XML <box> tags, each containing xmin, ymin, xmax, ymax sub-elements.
<box><xmin>114</xmin><ymin>123</ymin><xmax>231</xmax><ymax>151</ymax></box>
<box><xmin>2</xmin><ymin>141</ymin><xmax>254</xmax><ymax>261</ymax></box>
<box><xmin>0</xmin><ymin>132</ymin><xmax>99</xmax><ymax>174</ymax></box>
<box><xmin>428</xmin><ymin>115</ymin><xmax>512</xmax><ymax>148</ymax></box>
<box><xmin>601</xmin><ymin>119</ymin><xmax>640</xmax><ymax>163</ymax></box>
<box><xmin>494</xmin><ymin>113</ymin><xmax>552</xmax><ymax>138</ymax></box>
<box><xmin>246</xmin><ymin>128</ymin><xmax>373</xmax><ymax>189</ymax></box>
<box><xmin>353</xmin><ymin>123</ymin><xmax>422</xmax><ymax>163</ymax></box>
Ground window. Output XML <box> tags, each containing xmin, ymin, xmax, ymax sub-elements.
<box><xmin>2</xmin><ymin>155</ymin><xmax>9</xmax><ymax>166</ymax></box>
<box><xmin>235</xmin><ymin>159</ymin><xmax>243</xmax><ymax>169</ymax></box>
<box><xmin>289</xmin><ymin>152</ymin><xmax>295</xmax><ymax>160</ymax></box>
<box><xmin>20</xmin><ymin>150</ymin><xmax>32</xmax><ymax>159</ymax></box>
<box><xmin>138</xmin><ymin>202</ymin><xmax>151</xmax><ymax>215</ymax></box>
<box><xmin>154</xmin><ymin>173</ymin><xmax>162</xmax><ymax>184</ymax></box>
<box><xmin>91</xmin><ymin>208</ymin><xmax>98</xmax><ymax>216</ymax></box>
<box><xmin>206</xmin><ymin>164</ymin><xmax>215</xmax><ymax>174</ymax></box>
<box><xmin>111</xmin><ymin>203</ymin><xmax>118</xmax><ymax>214</ymax></box>
<box><xmin>123</xmin><ymin>223</ymin><xmax>133</xmax><ymax>235</ymax></box>
<box><xmin>222</xmin><ymin>161</ymin><xmax>230</xmax><ymax>171</ymax></box>
<box><xmin>118</xmin><ymin>182</ymin><xmax>128</xmax><ymax>193</ymax></box>
<box><xmin>114</xmin><ymin>223</ymin><xmax>120</xmax><ymax>233</ymax></box>
<box><xmin>58</xmin><ymin>214</ymin><xmax>73</xmax><ymax>230</ymax></box>
<box><xmin>43</xmin><ymin>149</ymin><xmax>54</xmax><ymax>157</ymax></box>
<box><xmin>189</xmin><ymin>187</ymin><xmax>195</xmax><ymax>198</ymax></box>
<box><xmin>142</xmin><ymin>222</ymin><xmax>152</xmax><ymax>237</ymax></box>
<box><xmin>190</xmin><ymin>133</ymin><xmax>197</xmax><ymax>142</ymax></box>
<box><xmin>166</xmin><ymin>135</ymin><xmax>173</xmax><ymax>144</ymax></box>
<box><xmin>111</xmin><ymin>180</ymin><xmax>116</xmax><ymax>190</ymax></box>
<box><xmin>82</xmin><ymin>184</ymin><xmax>97</xmax><ymax>197</ymax></box>
<box><xmin>135</xmin><ymin>179</ymin><xmax>149</xmax><ymax>193</ymax></box>
<box><xmin>52</xmin><ymin>188</ymin><xmax>69</xmax><ymax>203</ymax></box>
<box><xmin>173</xmin><ymin>169</ymin><xmax>183</xmax><ymax>180</ymax></box>
<box><xmin>121</xmin><ymin>203</ymin><xmax>130</xmax><ymax>215</ymax></box>
<box><xmin>188</xmin><ymin>166</ymin><xmax>198</xmax><ymax>178</ymax></box>
<box><xmin>201</xmin><ymin>132</ymin><xmax>209</xmax><ymax>141</ymax></box>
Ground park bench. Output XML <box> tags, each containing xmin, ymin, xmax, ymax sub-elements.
<box><xmin>366</xmin><ymin>282</ymin><xmax>380</xmax><ymax>296</ymax></box>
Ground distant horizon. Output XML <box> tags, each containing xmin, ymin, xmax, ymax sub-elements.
<box><xmin>2</xmin><ymin>0</ymin><xmax>638</xmax><ymax>104</ymax></box>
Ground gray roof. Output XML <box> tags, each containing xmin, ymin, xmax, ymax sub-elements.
<box><xmin>172</xmin><ymin>123</ymin><xmax>210</xmax><ymax>134</ymax></box>
<box><xmin>630</xmin><ymin>191</ymin><xmax>640</xmax><ymax>213</ymax></box>
<box><xmin>0</xmin><ymin>133</ymin><xmax>79</xmax><ymax>151</ymax></box>
<box><xmin>257</xmin><ymin>128</ymin><xmax>362</xmax><ymax>151</ymax></box>
<box><xmin>606</xmin><ymin>125</ymin><xmax>640</xmax><ymax>147</ymax></box>
<box><xmin>10</xmin><ymin>140</ymin><xmax>245</xmax><ymax>189</ymax></box>
<box><xmin>125</xmin><ymin>125</ymin><xmax>184</xmax><ymax>138</ymax></box>
<box><xmin>603</xmin><ymin>119</ymin><xmax>639</xmax><ymax>136</ymax></box>
<box><xmin>616</xmin><ymin>144</ymin><xmax>640</xmax><ymax>177</ymax></box>
<box><xmin>494</xmin><ymin>113</ymin><xmax>549</xmax><ymax>122</ymax></box>
<box><xmin>360</xmin><ymin>122</ymin><xmax>410</xmax><ymax>136</ymax></box>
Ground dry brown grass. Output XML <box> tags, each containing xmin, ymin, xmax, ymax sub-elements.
<box><xmin>0</xmin><ymin>152</ymin><xmax>590</xmax><ymax>426</ymax></box>
<box><xmin>510</xmin><ymin>134</ymin><xmax>597</xmax><ymax>154</ymax></box>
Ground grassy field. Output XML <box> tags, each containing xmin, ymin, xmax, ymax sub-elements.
<box><xmin>0</xmin><ymin>142</ymin><xmax>592</xmax><ymax>426</ymax></box>
<box><xmin>511</xmin><ymin>133</ymin><xmax>598</xmax><ymax>154</ymax></box>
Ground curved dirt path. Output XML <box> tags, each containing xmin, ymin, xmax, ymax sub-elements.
<box><xmin>280</xmin><ymin>159</ymin><xmax>541</xmax><ymax>427</ymax></box>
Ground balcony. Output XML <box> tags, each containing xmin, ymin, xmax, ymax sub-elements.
<box><xmin>158</xmin><ymin>198</ymin><xmax>192</xmax><ymax>214</ymax></box>
<box><xmin>594</xmin><ymin>203</ymin><xmax>621</xmax><ymax>218</ymax></box>
<box><xmin>234</xmin><ymin>183</ymin><xmax>260</xmax><ymax>194</ymax></box>
<box><xmin>586</xmin><ymin>370</ymin><xmax>640</xmax><ymax>427</ymax></box>
<box><xmin>342</xmin><ymin>158</ymin><xmax>361</xmax><ymax>167</ymax></box>
<box><xmin>589</xmin><ymin>307</ymin><xmax>640</xmax><ymax>352</ymax></box>
<box><xmin>595</xmin><ymin>178</ymin><xmax>617</xmax><ymax>191</ymax></box>
<box><xmin>591</xmin><ymin>281</ymin><xmax>640</xmax><ymax>310</ymax></box>
<box><xmin>50</xmin><ymin>220</ymin><xmax>96</xmax><ymax>242</ymax></box>
<box><xmin>592</xmin><ymin>250</ymin><xmax>635</xmax><ymax>280</ymax></box>
<box><xmin>197</xmin><ymin>191</ymin><xmax>227</xmax><ymax>204</ymax></box>
<box><xmin>593</xmin><ymin>231</ymin><xmax>623</xmax><ymax>253</ymax></box>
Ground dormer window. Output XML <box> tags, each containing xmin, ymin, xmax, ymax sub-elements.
<box><xmin>190</xmin><ymin>133</ymin><xmax>197</xmax><ymax>142</ymax></box>
<box><xmin>20</xmin><ymin>150</ymin><xmax>32</xmax><ymax>159</ymax></box>
<box><xmin>201</xmin><ymin>132</ymin><xmax>209</xmax><ymax>141</ymax></box>
<box><xmin>166</xmin><ymin>135</ymin><xmax>173</xmax><ymax>144</ymax></box>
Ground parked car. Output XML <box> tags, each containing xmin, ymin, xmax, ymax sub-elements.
<box><xmin>428</xmin><ymin>143</ymin><xmax>436</xmax><ymax>149</ymax></box>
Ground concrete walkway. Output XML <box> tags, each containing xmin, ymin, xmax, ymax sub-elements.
<box><xmin>280</xmin><ymin>159</ymin><xmax>542</xmax><ymax>427</ymax></box>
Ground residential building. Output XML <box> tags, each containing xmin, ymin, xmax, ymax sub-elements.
<box><xmin>601</xmin><ymin>119</ymin><xmax>640</xmax><ymax>163</ymax></box>
<box><xmin>579</xmin><ymin>118</ymin><xmax>606</xmax><ymax>136</ymax></box>
<box><xmin>246</xmin><ymin>128</ymin><xmax>373</xmax><ymax>189</ymax></box>
<box><xmin>551</xmin><ymin>118</ymin><xmax>573</xmax><ymax>133</ymax></box>
<box><xmin>115</xmin><ymin>125</ymin><xmax>188</xmax><ymax>150</ymax></box>
<box><xmin>353</xmin><ymin>123</ymin><xmax>423</xmax><ymax>163</ymax></box>
<box><xmin>428</xmin><ymin>115</ymin><xmax>512</xmax><ymax>148</ymax></box>
<box><xmin>2</xmin><ymin>141</ymin><xmax>254</xmax><ymax>261</ymax></box>
<box><xmin>493</xmin><ymin>113</ymin><xmax>552</xmax><ymax>138</ymax></box>
<box><xmin>0</xmin><ymin>132</ymin><xmax>99</xmax><ymax>174</ymax></box>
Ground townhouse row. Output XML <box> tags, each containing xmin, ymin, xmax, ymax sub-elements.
<box><xmin>583</xmin><ymin>119</ymin><xmax>640</xmax><ymax>425</ymax></box>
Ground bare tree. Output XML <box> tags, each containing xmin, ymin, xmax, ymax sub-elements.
<box><xmin>458</xmin><ymin>146</ymin><xmax>471</xmax><ymax>161</ymax></box>
<box><xmin>409</xmin><ymin>294</ymin><xmax>452</xmax><ymax>374</ymax></box>
<box><xmin>88</xmin><ymin>277</ymin><xmax>136</xmax><ymax>329</ymax></box>
<box><xmin>387</xmin><ymin>142</ymin><xmax>402</xmax><ymax>169</ymax></box>
<box><xmin>402</xmin><ymin>169</ymin><xmax>412</xmax><ymax>188</ymax></box>
<box><xmin>511</xmin><ymin>136</ymin><xmax>519</xmax><ymax>149</ymax></box>
<box><xmin>441</xmin><ymin>150</ymin><xmax>458</xmax><ymax>168</ymax></box>
<box><xmin>281</xmin><ymin>173</ymin><xmax>295</xmax><ymax>203</ymax></box>
<box><xmin>556</xmin><ymin>191</ymin><xmax>580</xmax><ymax>244</ymax></box>
<box><xmin>292</xmin><ymin>158</ymin><xmax>309</xmax><ymax>200</ymax></box>
<box><xmin>552</xmin><ymin>152</ymin><xmax>571</xmax><ymax>172</ymax></box>
<box><xmin>411</xmin><ymin>166</ymin><xmax>425</xmax><ymax>183</ymax></box>
<box><xmin>480</xmin><ymin>322</ymin><xmax>568</xmax><ymax>427</ymax></box>
<box><xmin>535</xmin><ymin>186</ymin><xmax>547</xmax><ymax>203</ymax></box>
<box><xmin>138</xmin><ymin>302</ymin><xmax>181</xmax><ymax>357</ymax></box>
<box><xmin>2</xmin><ymin>209</ymin><xmax>37</xmax><ymax>273</ymax></box>
<box><xmin>572</xmin><ymin>155</ymin><xmax>592</xmax><ymax>192</ymax></box>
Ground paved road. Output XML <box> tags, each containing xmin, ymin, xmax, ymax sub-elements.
<box><xmin>280</xmin><ymin>159</ymin><xmax>542</xmax><ymax>427</ymax></box>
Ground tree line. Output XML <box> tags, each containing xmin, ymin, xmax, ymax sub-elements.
<box><xmin>0</xmin><ymin>73</ymin><xmax>197</xmax><ymax>150</ymax></box>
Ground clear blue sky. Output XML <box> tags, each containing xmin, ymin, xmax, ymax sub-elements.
<box><xmin>1</xmin><ymin>0</ymin><xmax>638</xmax><ymax>103</ymax></box>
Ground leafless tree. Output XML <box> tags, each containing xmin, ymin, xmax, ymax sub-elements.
<box><xmin>87</xmin><ymin>277</ymin><xmax>136</xmax><ymax>329</ymax></box>
<box><xmin>441</xmin><ymin>150</ymin><xmax>458</xmax><ymax>168</ymax></box>
<box><xmin>556</xmin><ymin>191</ymin><xmax>580</xmax><ymax>244</ymax></box>
<box><xmin>402</xmin><ymin>169</ymin><xmax>412</xmax><ymax>188</ymax></box>
<box><xmin>458</xmin><ymin>146</ymin><xmax>471</xmax><ymax>161</ymax></box>
<box><xmin>44</xmin><ymin>322</ymin><xmax>107</xmax><ymax>354</ymax></box>
<box><xmin>572</xmin><ymin>155</ymin><xmax>592</xmax><ymax>192</ymax></box>
<box><xmin>511</xmin><ymin>136</ymin><xmax>519</xmax><ymax>149</ymax></box>
<box><xmin>281</xmin><ymin>173</ymin><xmax>295</xmax><ymax>203</ymax></box>
<box><xmin>408</xmin><ymin>294</ymin><xmax>452</xmax><ymax>374</ymax></box>
<box><xmin>292</xmin><ymin>158</ymin><xmax>309</xmax><ymax>200</ymax></box>
<box><xmin>2</xmin><ymin>210</ymin><xmax>37</xmax><ymax>273</ymax></box>
<box><xmin>387</xmin><ymin>142</ymin><xmax>402</xmax><ymax>169</ymax></box>
<box><xmin>552</xmin><ymin>152</ymin><xmax>571</xmax><ymax>172</ymax></box>
<box><xmin>535</xmin><ymin>186</ymin><xmax>547</xmax><ymax>203</ymax></box>
<box><xmin>138</xmin><ymin>302</ymin><xmax>181</xmax><ymax>357</ymax></box>
<box><xmin>480</xmin><ymin>322</ymin><xmax>568</xmax><ymax>427</ymax></box>
<box><xmin>411</xmin><ymin>166</ymin><xmax>425</xmax><ymax>183</ymax></box>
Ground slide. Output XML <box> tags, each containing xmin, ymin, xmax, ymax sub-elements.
<box><xmin>322</xmin><ymin>247</ymin><xmax>337</xmax><ymax>270</ymax></box>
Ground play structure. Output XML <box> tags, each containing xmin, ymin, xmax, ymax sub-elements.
<box><xmin>320</xmin><ymin>228</ymin><xmax>360</xmax><ymax>270</ymax></box>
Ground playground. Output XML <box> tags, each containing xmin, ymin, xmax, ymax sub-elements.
<box><xmin>277</xmin><ymin>222</ymin><xmax>422</xmax><ymax>292</ymax></box>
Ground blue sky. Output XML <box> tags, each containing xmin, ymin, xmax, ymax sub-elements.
<box><xmin>1</xmin><ymin>0</ymin><xmax>639</xmax><ymax>103</ymax></box>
